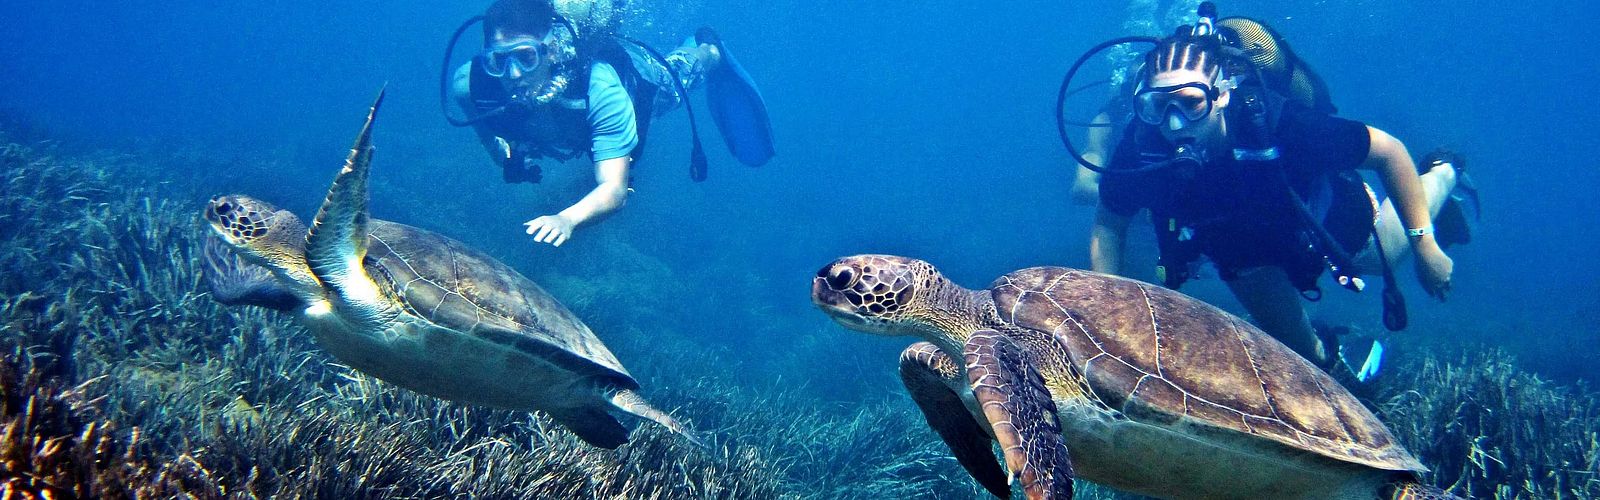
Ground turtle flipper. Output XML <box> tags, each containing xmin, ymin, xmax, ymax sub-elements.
<box><xmin>549</xmin><ymin>407</ymin><xmax>630</xmax><ymax>449</ymax></box>
<box><xmin>964</xmin><ymin>330</ymin><xmax>1074</xmax><ymax>500</ymax></box>
<box><xmin>304</xmin><ymin>89</ymin><xmax>398</xmax><ymax>326</ymax></box>
<box><xmin>609</xmin><ymin>388</ymin><xmax>709</xmax><ymax>449</ymax></box>
<box><xmin>203</xmin><ymin>233</ymin><xmax>301</xmax><ymax>311</ymax></box>
<box><xmin>307</xmin><ymin>89</ymin><xmax>381</xmax><ymax>281</ymax></box>
<box><xmin>899</xmin><ymin>342</ymin><xmax>1009</xmax><ymax>499</ymax></box>
<box><xmin>1383</xmin><ymin>480</ymin><xmax>1463</xmax><ymax>499</ymax></box>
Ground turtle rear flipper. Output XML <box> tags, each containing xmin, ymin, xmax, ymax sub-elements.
<box><xmin>899</xmin><ymin>342</ymin><xmax>1008</xmax><ymax>499</ymax></box>
<box><xmin>1383</xmin><ymin>480</ymin><xmax>1463</xmax><ymax>499</ymax></box>
<box><xmin>609</xmin><ymin>388</ymin><xmax>709</xmax><ymax>449</ymax></box>
<box><xmin>964</xmin><ymin>330</ymin><xmax>1074</xmax><ymax>500</ymax></box>
<box><xmin>549</xmin><ymin>407</ymin><xmax>630</xmax><ymax>449</ymax></box>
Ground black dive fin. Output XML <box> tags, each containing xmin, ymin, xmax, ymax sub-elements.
<box><xmin>1434</xmin><ymin>195</ymin><xmax>1473</xmax><ymax>248</ymax></box>
<box><xmin>899</xmin><ymin>342</ymin><xmax>1009</xmax><ymax>499</ymax></box>
<box><xmin>964</xmin><ymin>330</ymin><xmax>1075</xmax><ymax>500</ymax></box>
<box><xmin>550</xmin><ymin>408</ymin><xmax>630</xmax><ymax>449</ymax></box>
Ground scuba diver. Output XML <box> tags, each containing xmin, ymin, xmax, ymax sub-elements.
<box><xmin>1064</xmin><ymin>3</ymin><xmax>1480</xmax><ymax>377</ymax></box>
<box><xmin>442</xmin><ymin>0</ymin><xmax>774</xmax><ymax>247</ymax></box>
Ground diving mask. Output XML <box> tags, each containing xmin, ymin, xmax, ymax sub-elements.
<box><xmin>480</xmin><ymin>19</ymin><xmax>577</xmax><ymax>79</ymax></box>
<box><xmin>481</xmin><ymin>40</ymin><xmax>547</xmax><ymax>78</ymax></box>
<box><xmin>1134</xmin><ymin>81</ymin><xmax>1225</xmax><ymax>126</ymax></box>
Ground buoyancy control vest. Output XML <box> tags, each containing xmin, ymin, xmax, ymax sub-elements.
<box><xmin>1063</xmin><ymin>2</ymin><xmax>1408</xmax><ymax>331</ymax></box>
<box><xmin>441</xmin><ymin>15</ymin><xmax>709</xmax><ymax>183</ymax></box>
<box><xmin>1153</xmin><ymin>15</ymin><xmax>1407</xmax><ymax>331</ymax></box>
<box><xmin>466</xmin><ymin>38</ymin><xmax>665</xmax><ymax>183</ymax></box>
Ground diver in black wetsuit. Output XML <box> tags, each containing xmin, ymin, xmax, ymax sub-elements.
<box><xmin>1085</xmin><ymin>17</ymin><xmax>1478</xmax><ymax>371</ymax></box>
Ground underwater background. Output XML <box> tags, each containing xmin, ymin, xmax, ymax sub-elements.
<box><xmin>2</xmin><ymin>0</ymin><xmax>1596</xmax><ymax>497</ymax></box>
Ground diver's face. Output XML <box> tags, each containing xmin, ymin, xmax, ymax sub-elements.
<box><xmin>489</xmin><ymin>30</ymin><xmax>553</xmax><ymax>91</ymax></box>
<box><xmin>1145</xmin><ymin>69</ymin><xmax>1228</xmax><ymax>145</ymax></box>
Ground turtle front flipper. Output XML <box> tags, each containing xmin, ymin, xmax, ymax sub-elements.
<box><xmin>304</xmin><ymin>89</ymin><xmax>397</xmax><ymax>326</ymax></box>
<box><xmin>900</xmin><ymin>342</ymin><xmax>1009</xmax><ymax>499</ymax></box>
<box><xmin>964</xmin><ymin>330</ymin><xmax>1074</xmax><ymax>500</ymax></box>
<box><xmin>203</xmin><ymin>233</ymin><xmax>301</xmax><ymax>311</ymax></box>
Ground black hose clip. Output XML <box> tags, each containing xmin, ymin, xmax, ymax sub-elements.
<box><xmin>502</xmin><ymin>143</ymin><xmax>543</xmax><ymax>184</ymax></box>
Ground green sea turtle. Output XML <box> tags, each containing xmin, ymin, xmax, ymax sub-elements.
<box><xmin>201</xmin><ymin>91</ymin><xmax>699</xmax><ymax>449</ymax></box>
<box><xmin>812</xmin><ymin>255</ymin><xmax>1454</xmax><ymax>499</ymax></box>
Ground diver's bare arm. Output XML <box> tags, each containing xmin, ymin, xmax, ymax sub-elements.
<box><xmin>1363</xmin><ymin>126</ymin><xmax>1439</xmax><ymax>255</ymax></box>
<box><xmin>1090</xmin><ymin>207</ymin><xmax>1132</xmax><ymax>275</ymax></box>
<box><xmin>558</xmin><ymin>156</ymin><xmax>631</xmax><ymax>226</ymax></box>
<box><xmin>1071</xmin><ymin>112</ymin><xmax>1114</xmax><ymax>205</ymax></box>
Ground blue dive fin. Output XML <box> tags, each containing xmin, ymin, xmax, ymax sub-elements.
<box><xmin>700</xmin><ymin>28</ymin><xmax>775</xmax><ymax>167</ymax></box>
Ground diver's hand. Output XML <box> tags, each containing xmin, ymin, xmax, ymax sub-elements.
<box><xmin>1414</xmin><ymin>242</ymin><xmax>1453</xmax><ymax>301</ymax></box>
<box><xmin>524</xmin><ymin>215</ymin><xmax>575</xmax><ymax>247</ymax></box>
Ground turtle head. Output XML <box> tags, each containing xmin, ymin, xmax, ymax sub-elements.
<box><xmin>813</xmin><ymin>255</ymin><xmax>975</xmax><ymax>338</ymax></box>
<box><xmin>203</xmin><ymin>195</ymin><xmax>316</xmax><ymax>293</ymax></box>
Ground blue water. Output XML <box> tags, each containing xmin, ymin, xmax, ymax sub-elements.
<box><xmin>4</xmin><ymin>0</ymin><xmax>1596</xmax><ymax>415</ymax></box>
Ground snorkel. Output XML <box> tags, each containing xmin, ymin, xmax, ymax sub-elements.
<box><xmin>440</xmin><ymin>14</ymin><xmax>582</xmax><ymax>127</ymax></box>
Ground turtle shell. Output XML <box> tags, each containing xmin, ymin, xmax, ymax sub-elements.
<box><xmin>988</xmin><ymin>266</ymin><xmax>1423</xmax><ymax>473</ymax></box>
<box><xmin>363</xmin><ymin>221</ymin><xmax>634</xmax><ymax>385</ymax></box>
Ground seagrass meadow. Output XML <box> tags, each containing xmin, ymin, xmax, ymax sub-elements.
<box><xmin>0</xmin><ymin>116</ymin><xmax>1597</xmax><ymax>499</ymax></box>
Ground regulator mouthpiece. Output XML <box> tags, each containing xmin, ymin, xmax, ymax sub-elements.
<box><xmin>1172</xmin><ymin>139</ymin><xmax>1205</xmax><ymax>169</ymax></box>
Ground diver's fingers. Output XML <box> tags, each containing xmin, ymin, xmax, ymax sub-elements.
<box><xmin>553</xmin><ymin>232</ymin><xmax>569</xmax><ymax>247</ymax></box>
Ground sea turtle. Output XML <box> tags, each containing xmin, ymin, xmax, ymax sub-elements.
<box><xmin>811</xmin><ymin>255</ymin><xmax>1454</xmax><ymax>499</ymax></box>
<box><xmin>201</xmin><ymin>91</ymin><xmax>699</xmax><ymax>449</ymax></box>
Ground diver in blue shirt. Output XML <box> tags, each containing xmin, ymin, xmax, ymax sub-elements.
<box><xmin>444</xmin><ymin>0</ymin><xmax>774</xmax><ymax>247</ymax></box>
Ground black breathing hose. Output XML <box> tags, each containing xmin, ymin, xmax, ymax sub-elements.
<box><xmin>1055</xmin><ymin>36</ymin><xmax>1158</xmax><ymax>174</ymax></box>
<box><xmin>441</xmin><ymin>16</ymin><xmax>494</xmax><ymax>128</ymax></box>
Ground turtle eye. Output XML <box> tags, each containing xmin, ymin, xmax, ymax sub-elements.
<box><xmin>215</xmin><ymin>201</ymin><xmax>234</xmax><ymax>216</ymax></box>
<box><xmin>824</xmin><ymin>266</ymin><xmax>857</xmax><ymax>291</ymax></box>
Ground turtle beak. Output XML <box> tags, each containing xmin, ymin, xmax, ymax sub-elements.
<box><xmin>812</xmin><ymin>267</ymin><xmax>881</xmax><ymax>332</ymax></box>
<box><xmin>811</xmin><ymin>276</ymin><xmax>852</xmax><ymax>315</ymax></box>
<box><xmin>203</xmin><ymin>197</ymin><xmax>235</xmax><ymax>239</ymax></box>
<box><xmin>811</xmin><ymin>273</ymin><xmax>858</xmax><ymax>319</ymax></box>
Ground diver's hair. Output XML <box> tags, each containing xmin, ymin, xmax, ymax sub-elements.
<box><xmin>1143</xmin><ymin>35</ymin><xmax>1223</xmax><ymax>83</ymax></box>
<box><xmin>484</xmin><ymin>0</ymin><xmax>556</xmax><ymax>44</ymax></box>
